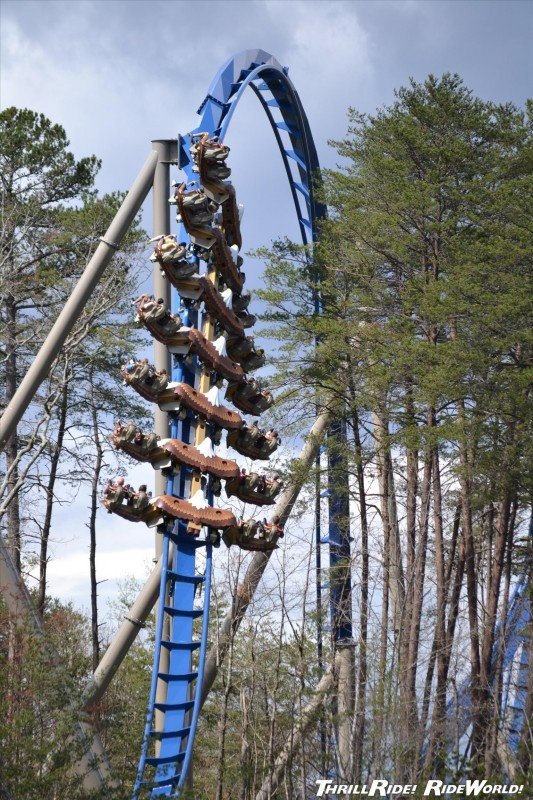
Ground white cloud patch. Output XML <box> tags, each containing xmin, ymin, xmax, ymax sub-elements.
<box><xmin>34</xmin><ymin>546</ymin><xmax>154</xmax><ymax>610</ymax></box>
<box><xmin>263</xmin><ymin>0</ymin><xmax>375</xmax><ymax>153</ymax></box>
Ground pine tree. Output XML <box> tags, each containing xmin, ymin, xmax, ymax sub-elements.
<box><xmin>257</xmin><ymin>75</ymin><xmax>532</xmax><ymax>780</ymax></box>
<box><xmin>0</xmin><ymin>107</ymin><xmax>100</xmax><ymax>571</ymax></box>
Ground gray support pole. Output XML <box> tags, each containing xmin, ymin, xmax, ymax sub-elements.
<box><xmin>253</xmin><ymin>652</ymin><xmax>342</xmax><ymax>800</ymax></box>
<box><xmin>150</xmin><ymin>140</ymin><xmax>177</xmax><ymax>744</ymax></box>
<box><xmin>151</xmin><ymin>140</ymin><xmax>176</xmax><ymax>498</ymax></box>
<box><xmin>0</xmin><ymin>150</ymin><xmax>159</xmax><ymax>450</ymax></box>
<box><xmin>200</xmin><ymin>407</ymin><xmax>333</xmax><ymax>707</ymax></box>
<box><xmin>0</xmin><ymin>535</ymin><xmax>111</xmax><ymax>790</ymax></box>
<box><xmin>82</xmin><ymin>542</ymin><xmax>175</xmax><ymax>708</ymax></box>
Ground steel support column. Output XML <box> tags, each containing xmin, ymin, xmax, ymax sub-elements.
<box><xmin>151</xmin><ymin>140</ymin><xmax>176</xmax><ymax>499</ymax></box>
<box><xmin>150</xmin><ymin>139</ymin><xmax>178</xmax><ymax>749</ymax></box>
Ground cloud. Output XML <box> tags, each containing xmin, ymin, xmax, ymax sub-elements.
<box><xmin>33</xmin><ymin>546</ymin><xmax>154</xmax><ymax>609</ymax></box>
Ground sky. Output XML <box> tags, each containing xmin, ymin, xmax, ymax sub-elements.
<box><xmin>1</xmin><ymin>0</ymin><xmax>532</xmax><ymax>613</ymax></box>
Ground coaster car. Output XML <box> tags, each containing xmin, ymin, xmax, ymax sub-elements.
<box><xmin>102</xmin><ymin>480</ymin><xmax>237</xmax><ymax>533</ymax></box>
<box><xmin>226</xmin><ymin>335</ymin><xmax>266</xmax><ymax>372</ymax></box>
<box><xmin>133</xmin><ymin>294</ymin><xmax>189</xmax><ymax>348</ymax></box>
<box><xmin>187</xmin><ymin>328</ymin><xmax>245</xmax><ymax>383</ymax></box>
<box><xmin>169</xmin><ymin>276</ymin><xmax>203</xmax><ymax>301</ymax></box>
<box><xmin>225</xmin><ymin>378</ymin><xmax>274</xmax><ymax>416</ymax></box>
<box><xmin>174</xmin><ymin>183</ymin><xmax>218</xmax><ymax>250</ymax></box>
<box><xmin>154</xmin><ymin>495</ymin><xmax>236</xmax><ymax>532</ymax></box>
<box><xmin>164</xmin><ymin>438</ymin><xmax>240</xmax><ymax>479</ymax></box>
<box><xmin>112</xmin><ymin>421</ymin><xmax>165</xmax><ymax>462</ymax></box>
<box><xmin>191</xmin><ymin>133</ymin><xmax>232</xmax><ymax>205</ymax></box>
<box><xmin>133</xmin><ymin>293</ymin><xmax>184</xmax><ymax>332</ymax></box>
<box><xmin>210</xmin><ymin>229</ymin><xmax>244</xmax><ymax>294</ymax></box>
<box><xmin>225</xmin><ymin>471</ymin><xmax>283</xmax><ymax>506</ymax></box>
<box><xmin>171</xmin><ymin>383</ymin><xmax>243</xmax><ymax>429</ymax></box>
<box><xmin>134</xmin><ymin>298</ymin><xmax>245</xmax><ymax>366</ymax></box>
<box><xmin>226</xmin><ymin>424</ymin><xmax>280</xmax><ymax>460</ymax></box>
<box><xmin>151</xmin><ymin>235</ymin><xmax>198</xmax><ymax>286</ymax></box>
<box><xmin>121</xmin><ymin>360</ymin><xmax>173</xmax><ymax>405</ymax></box>
<box><xmin>199</xmin><ymin>276</ymin><xmax>244</xmax><ymax>337</ymax></box>
<box><xmin>113</xmin><ymin>423</ymin><xmax>239</xmax><ymax>478</ymax></box>
<box><xmin>220</xmin><ymin>185</ymin><xmax>242</xmax><ymax>250</ymax></box>
<box><xmin>237</xmin><ymin>311</ymin><xmax>257</xmax><ymax>329</ymax></box>
<box><xmin>102</xmin><ymin>480</ymin><xmax>164</xmax><ymax>527</ymax></box>
<box><xmin>232</xmin><ymin>291</ymin><xmax>251</xmax><ymax>314</ymax></box>
<box><xmin>190</xmin><ymin>132</ymin><xmax>230</xmax><ymax>163</ymax></box>
<box><xmin>222</xmin><ymin>515</ymin><xmax>284</xmax><ymax>552</ymax></box>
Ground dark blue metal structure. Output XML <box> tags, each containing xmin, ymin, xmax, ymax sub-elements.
<box><xmin>446</xmin><ymin>572</ymin><xmax>531</xmax><ymax>761</ymax></box>
<box><xmin>132</xmin><ymin>49</ymin><xmax>345</xmax><ymax>798</ymax></box>
<box><xmin>499</xmin><ymin>575</ymin><xmax>530</xmax><ymax>755</ymax></box>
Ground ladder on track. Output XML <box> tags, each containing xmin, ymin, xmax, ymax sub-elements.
<box><xmin>133</xmin><ymin>525</ymin><xmax>212</xmax><ymax>798</ymax></box>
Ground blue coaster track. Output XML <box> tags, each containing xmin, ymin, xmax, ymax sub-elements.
<box><xmin>131</xmin><ymin>49</ymin><xmax>329</xmax><ymax>798</ymax></box>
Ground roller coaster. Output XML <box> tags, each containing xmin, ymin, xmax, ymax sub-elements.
<box><xmin>0</xmin><ymin>49</ymin><xmax>530</xmax><ymax>798</ymax></box>
<box><xmin>112</xmin><ymin>49</ymin><xmax>332</xmax><ymax>798</ymax></box>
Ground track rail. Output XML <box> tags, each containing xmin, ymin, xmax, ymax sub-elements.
<box><xmin>131</xmin><ymin>50</ymin><xmax>327</xmax><ymax>798</ymax></box>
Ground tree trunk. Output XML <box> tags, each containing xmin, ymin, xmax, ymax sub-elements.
<box><xmin>87</xmin><ymin>372</ymin><xmax>103</xmax><ymax>671</ymax></box>
<box><xmin>398</xmin><ymin>433</ymin><xmax>431</xmax><ymax>779</ymax></box>
<box><xmin>458</xmin><ymin>441</ymin><xmax>483</xmax><ymax>761</ymax></box>
<box><xmin>426</xmin><ymin>445</ymin><xmax>447</xmax><ymax>772</ymax></box>
<box><xmin>373</xmin><ymin>407</ymin><xmax>405</xmax><ymax>634</ymax></box>
<box><xmin>352</xmin><ymin>407</ymin><xmax>369</xmax><ymax>781</ymax></box>
<box><xmin>37</xmin><ymin>372</ymin><xmax>69</xmax><ymax>615</ymax></box>
<box><xmin>487</xmin><ymin>499</ymin><xmax>517</xmax><ymax>773</ymax></box>
<box><xmin>5</xmin><ymin>294</ymin><xmax>21</xmax><ymax>573</ymax></box>
<box><xmin>422</xmin><ymin>505</ymin><xmax>463</xmax><ymax>769</ymax></box>
<box><xmin>479</xmin><ymin>475</ymin><xmax>514</xmax><ymax>764</ymax></box>
<box><xmin>518</xmin><ymin>594</ymin><xmax>533</xmax><ymax>777</ymax></box>
<box><xmin>215</xmin><ymin>619</ymin><xmax>235</xmax><ymax>800</ymax></box>
<box><xmin>240</xmin><ymin>685</ymin><xmax>251</xmax><ymax>800</ymax></box>
<box><xmin>373</xmin><ymin>456</ymin><xmax>391</xmax><ymax>777</ymax></box>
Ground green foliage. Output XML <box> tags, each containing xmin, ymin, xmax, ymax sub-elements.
<box><xmin>256</xmin><ymin>74</ymin><xmax>532</xmax><ymax>782</ymax></box>
<box><xmin>0</xmin><ymin>597</ymin><xmax>93</xmax><ymax>799</ymax></box>
<box><xmin>0</xmin><ymin>107</ymin><xmax>99</xmax><ymax>312</ymax></box>
<box><xmin>0</xmin><ymin>106</ymin><xmax>151</xmax><ymax>593</ymax></box>
<box><xmin>259</xmin><ymin>74</ymin><xmax>532</xmax><ymax>505</ymax></box>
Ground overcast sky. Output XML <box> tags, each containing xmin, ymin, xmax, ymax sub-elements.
<box><xmin>1</xmin><ymin>0</ymin><xmax>531</xmax><ymax>612</ymax></box>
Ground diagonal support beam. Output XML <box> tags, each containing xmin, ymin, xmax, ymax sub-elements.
<box><xmin>0</xmin><ymin>150</ymin><xmax>159</xmax><ymax>450</ymax></box>
<box><xmin>253</xmin><ymin>651</ymin><xmax>342</xmax><ymax>800</ymax></box>
<box><xmin>200</xmin><ymin>406</ymin><xmax>333</xmax><ymax>707</ymax></box>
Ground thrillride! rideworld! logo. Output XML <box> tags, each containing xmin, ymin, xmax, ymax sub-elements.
<box><xmin>315</xmin><ymin>780</ymin><xmax>525</xmax><ymax>796</ymax></box>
